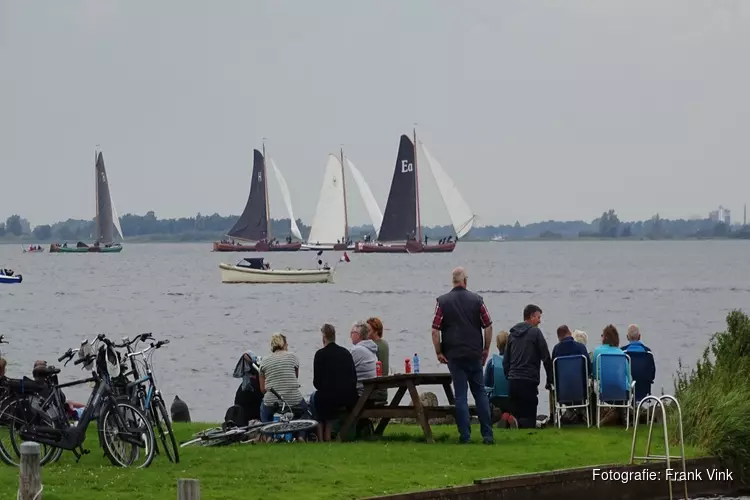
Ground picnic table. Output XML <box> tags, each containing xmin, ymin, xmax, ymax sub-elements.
<box><xmin>338</xmin><ymin>372</ymin><xmax>473</xmax><ymax>443</ymax></box>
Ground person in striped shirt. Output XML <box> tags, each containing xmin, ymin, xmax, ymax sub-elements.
<box><xmin>258</xmin><ymin>333</ymin><xmax>308</xmax><ymax>425</ymax></box>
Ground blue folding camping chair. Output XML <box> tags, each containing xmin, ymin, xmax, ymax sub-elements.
<box><xmin>594</xmin><ymin>352</ymin><xmax>636</xmax><ymax>429</ymax></box>
<box><xmin>551</xmin><ymin>354</ymin><xmax>590</xmax><ymax>428</ymax></box>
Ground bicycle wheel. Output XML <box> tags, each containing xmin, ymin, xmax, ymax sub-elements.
<box><xmin>1</xmin><ymin>397</ymin><xmax>61</xmax><ymax>467</ymax></box>
<box><xmin>151</xmin><ymin>396</ymin><xmax>179</xmax><ymax>463</ymax></box>
<box><xmin>259</xmin><ymin>419</ymin><xmax>319</xmax><ymax>436</ymax></box>
<box><xmin>98</xmin><ymin>402</ymin><xmax>155</xmax><ymax>468</ymax></box>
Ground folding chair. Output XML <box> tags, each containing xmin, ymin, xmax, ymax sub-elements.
<box><xmin>484</xmin><ymin>354</ymin><xmax>509</xmax><ymax>408</ymax></box>
<box><xmin>594</xmin><ymin>352</ymin><xmax>636</xmax><ymax>429</ymax></box>
<box><xmin>551</xmin><ymin>354</ymin><xmax>590</xmax><ymax>428</ymax></box>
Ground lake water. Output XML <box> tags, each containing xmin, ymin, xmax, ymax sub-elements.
<box><xmin>1</xmin><ymin>240</ymin><xmax>748</xmax><ymax>421</ymax></box>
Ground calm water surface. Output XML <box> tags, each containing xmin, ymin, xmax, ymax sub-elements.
<box><xmin>1</xmin><ymin>240</ymin><xmax>748</xmax><ymax>421</ymax></box>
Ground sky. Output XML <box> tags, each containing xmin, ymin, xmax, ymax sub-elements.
<box><xmin>1</xmin><ymin>0</ymin><xmax>748</xmax><ymax>228</ymax></box>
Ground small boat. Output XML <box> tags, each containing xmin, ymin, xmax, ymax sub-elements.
<box><xmin>354</xmin><ymin>130</ymin><xmax>475</xmax><ymax>254</ymax></box>
<box><xmin>0</xmin><ymin>270</ymin><xmax>22</xmax><ymax>284</ymax></box>
<box><xmin>213</xmin><ymin>145</ymin><xmax>302</xmax><ymax>252</ymax></box>
<box><xmin>23</xmin><ymin>246</ymin><xmax>45</xmax><ymax>253</ymax></box>
<box><xmin>50</xmin><ymin>242</ymin><xmax>123</xmax><ymax>253</ymax></box>
<box><xmin>219</xmin><ymin>257</ymin><xmax>334</xmax><ymax>284</ymax></box>
<box><xmin>51</xmin><ymin>149</ymin><xmax>124</xmax><ymax>253</ymax></box>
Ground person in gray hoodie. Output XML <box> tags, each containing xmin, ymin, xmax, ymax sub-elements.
<box><xmin>502</xmin><ymin>304</ymin><xmax>553</xmax><ymax>428</ymax></box>
<box><xmin>350</xmin><ymin>321</ymin><xmax>378</xmax><ymax>396</ymax></box>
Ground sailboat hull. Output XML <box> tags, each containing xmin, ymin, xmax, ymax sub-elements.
<box><xmin>50</xmin><ymin>244</ymin><xmax>123</xmax><ymax>253</ymax></box>
<box><xmin>301</xmin><ymin>243</ymin><xmax>354</xmax><ymax>251</ymax></box>
<box><xmin>213</xmin><ymin>242</ymin><xmax>301</xmax><ymax>252</ymax></box>
<box><xmin>354</xmin><ymin>241</ymin><xmax>456</xmax><ymax>253</ymax></box>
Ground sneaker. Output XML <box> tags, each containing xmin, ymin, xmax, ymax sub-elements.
<box><xmin>482</xmin><ymin>438</ymin><xmax>495</xmax><ymax>445</ymax></box>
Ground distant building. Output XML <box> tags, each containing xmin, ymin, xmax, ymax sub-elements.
<box><xmin>709</xmin><ymin>206</ymin><xmax>731</xmax><ymax>225</ymax></box>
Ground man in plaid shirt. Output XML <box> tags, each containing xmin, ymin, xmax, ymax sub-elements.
<box><xmin>431</xmin><ymin>267</ymin><xmax>494</xmax><ymax>444</ymax></box>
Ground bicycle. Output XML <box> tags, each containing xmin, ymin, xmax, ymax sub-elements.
<box><xmin>0</xmin><ymin>334</ymin><xmax>156</xmax><ymax>468</ymax></box>
<box><xmin>180</xmin><ymin>388</ymin><xmax>318</xmax><ymax>447</ymax></box>
<box><xmin>117</xmin><ymin>335</ymin><xmax>179</xmax><ymax>463</ymax></box>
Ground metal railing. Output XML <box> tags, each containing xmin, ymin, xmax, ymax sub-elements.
<box><xmin>629</xmin><ymin>394</ymin><xmax>688</xmax><ymax>500</ymax></box>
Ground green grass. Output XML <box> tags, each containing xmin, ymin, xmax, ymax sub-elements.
<box><xmin>0</xmin><ymin>423</ymin><xmax>704</xmax><ymax>499</ymax></box>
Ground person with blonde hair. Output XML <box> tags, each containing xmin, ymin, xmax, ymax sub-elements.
<box><xmin>258</xmin><ymin>333</ymin><xmax>307</xmax><ymax>425</ymax></box>
<box><xmin>483</xmin><ymin>331</ymin><xmax>513</xmax><ymax>426</ymax></box>
<box><xmin>572</xmin><ymin>330</ymin><xmax>588</xmax><ymax>346</ymax></box>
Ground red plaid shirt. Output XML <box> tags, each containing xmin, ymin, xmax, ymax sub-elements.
<box><xmin>432</xmin><ymin>302</ymin><xmax>492</xmax><ymax>330</ymax></box>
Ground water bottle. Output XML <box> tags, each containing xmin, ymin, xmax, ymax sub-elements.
<box><xmin>404</xmin><ymin>358</ymin><xmax>412</xmax><ymax>374</ymax></box>
<box><xmin>412</xmin><ymin>353</ymin><xmax>420</xmax><ymax>374</ymax></box>
<box><xmin>376</xmin><ymin>360</ymin><xmax>383</xmax><ymax>376</ymax></box>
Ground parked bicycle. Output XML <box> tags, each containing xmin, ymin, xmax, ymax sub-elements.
<box><xmin>181</xmin><ymin>388</ymin><xmax>318</xmax><ymax>448</ymax></box>
<box><xmin>114</xmin><ymin>333</ymin><xmax>179</xmax><ymax>463</ymax></box>
<box><xmin>0</xmin><ymin>334</ymin><xmax>155</xmax><ymax>468</ymax></box>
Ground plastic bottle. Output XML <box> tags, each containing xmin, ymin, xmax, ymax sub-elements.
<box><xmin>413</xmin><ymin>353</ymin><xmax>420</xmax><ymax>374</ymax></box>
<box><xmin>404</xmin><ymin>358</ymin><xmax>412</xmax><ymax>374</ymax></box>
<box><xmin>376</xmin><ymin>360</ymin><xmax>383</xmax><ymax>376</ymax></box>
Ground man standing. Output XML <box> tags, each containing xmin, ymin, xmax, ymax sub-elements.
<box><xmin>503</xmin><ymin>304</ymin><xmax>553</xmax><ymax>429</ymax></box>
<box><xmin>432</xmin><ymin>267</ymin><xmax>494</xmax><ymax>444</ymax></box>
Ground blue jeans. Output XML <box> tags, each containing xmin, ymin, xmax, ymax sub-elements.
<box><xmin>448</xmin><ymin>357</ymin><xmax>494</xmax><ymax>443</ymax></box>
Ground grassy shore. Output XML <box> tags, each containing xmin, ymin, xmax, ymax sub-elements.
<box><xmin>0</xmin><ymin>423</ymin><xmax>704</xmax><ymax>500</ymax></box>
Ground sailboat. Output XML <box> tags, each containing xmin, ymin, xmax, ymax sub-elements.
<box><xmin>213</xmin><ymin>144</ymin><xmax>302</xmax><ymax>252</ymax></box>
<box><xmin>49</xmin><ymin>149</ymin><xmax>124</xmax><ymax>253</ymax></box>
<box><xmin>302</xmin><ymin>149</ymin><xmax>384</xmax><ymax>251</ymax></box>
<box><xmin>355</xmin><ymin>130</ymin><xmax>475</xmax><ymax>254</ymax></box>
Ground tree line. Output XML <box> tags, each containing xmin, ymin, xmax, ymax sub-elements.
<box><xmin>1</xmin><ymin>209</ymin><xmax>748</xmax><ymax>241</ymax></box>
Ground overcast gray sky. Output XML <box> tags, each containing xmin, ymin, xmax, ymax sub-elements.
<box><xmin>1</xmin><ymin>0</ymin><xmax>748</xmax><ymax>228</ymax></box>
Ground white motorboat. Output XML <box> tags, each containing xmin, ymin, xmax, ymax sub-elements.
<box><xmin>219</xmin><ymin>257</ymin><xmax>334</xmax><ymax>284</ymax></box>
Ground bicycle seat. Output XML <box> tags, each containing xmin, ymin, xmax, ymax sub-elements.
<box><xmin>32</xmin><ymin>365</ymin><xmax>61</xmax><ymax>378</ymax></box>
<box><xmin>5</xmin><ymin>377</ymin><xmax>47</xmax><ymax>394</ymax></box>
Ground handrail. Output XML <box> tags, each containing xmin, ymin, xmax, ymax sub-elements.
<box><xmin>629</xmin><ymin>394</ymin><xmax>687</xmax><ymax>500</ymax></box>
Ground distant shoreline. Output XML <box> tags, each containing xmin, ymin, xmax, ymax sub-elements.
<box><xmin>1</xmin><ymin>235</ymin><xmax>747</xmax><ymax>245</ymax></box>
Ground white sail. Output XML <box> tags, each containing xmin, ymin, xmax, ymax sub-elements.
<box><xmin>268</xmin><ymin>157</ymin><xmax>303</xmax><ymax>240</ymax></box>
<box><xmin>418</xmin><ymin>141</ymin><xmax>475</xmax><ymax>239</ymax></box>
<box><xmin>307</xmin><ymin>154</ymin><xmax>347</xmax><ymax>245</ymax></box>
<box><xmin>110</xmin><ymin>197</ymin><xmax>124</xmax><ymax>240</ymax></box>
<box><xmin>345</xmin><ymin>158</ymin><xmax>383</xmax><ymax>235</ymax></box>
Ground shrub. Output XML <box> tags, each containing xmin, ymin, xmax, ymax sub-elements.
<box><xmin>673</xmin><ymin>310</ymin><xmax>750</xmax><ymax>479</ymax></box>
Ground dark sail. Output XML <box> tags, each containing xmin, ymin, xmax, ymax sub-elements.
<box><xmin>94</xmin><ymin>151</ymin><xmax>116</xmax><ymax>243</ymax></box>
<box><xmin>227</xmin><ymin>149</ymin><xmax>268</xmax><ymax>241</ymax></box>
<box><xmin>378</xmin><ymin>135</ymin><xmax>417</xmax><ymax>242</ymax></box>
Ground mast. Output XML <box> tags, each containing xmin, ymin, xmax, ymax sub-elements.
<box><xmin>340</xmin><ymin>146</ymin><xmax>350</xmax><ymax>242</ymax></box>
<box><xmin>413</xmin><ymin>126</ymin><xmax>422</xmax><ymax>242</ymax></box>
<box><xmin>262</xmin><ymin>140</ymin><xmax>272</xmax><ymax>240</ymax></box>
<box><xmin>94</xmin><ymin>148</ymin><xmax>99</xmax><ymax>240</ymax></box>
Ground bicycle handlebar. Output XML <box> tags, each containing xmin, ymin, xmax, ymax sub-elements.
<box><xmin>126</xmin><ymin>339</ymin><xmax>169</xmax><ymax>359</ymax></box>
<box><xmin>57</xmin><ymin>349</ymin><xmax>73</xmax><ymax>362</ymax></box>
<box><xmin>114</xmin><ymin>333</ymin><xmax>153</xmax><ymax>349</ymax></box>
<box><xmin>0</xmin><ymin>335</ymin><xmax>6</xmax><ymax>344</ymax></box>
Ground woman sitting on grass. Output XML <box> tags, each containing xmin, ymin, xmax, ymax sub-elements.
<box><xmin>258</xmin><ymin>333</ymin><xmax>310</xmax><ymax>440</ymax></box>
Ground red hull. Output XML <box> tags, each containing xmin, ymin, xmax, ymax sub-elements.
<box><xmin>213</xmin><ymin>242</ymin><xmax>302</xmax><ymax>252</ymax></box>
<box><xmin>354</xmin><ymin>241</ymin><xmax>456</xmax><ymax>254</ymax></box>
